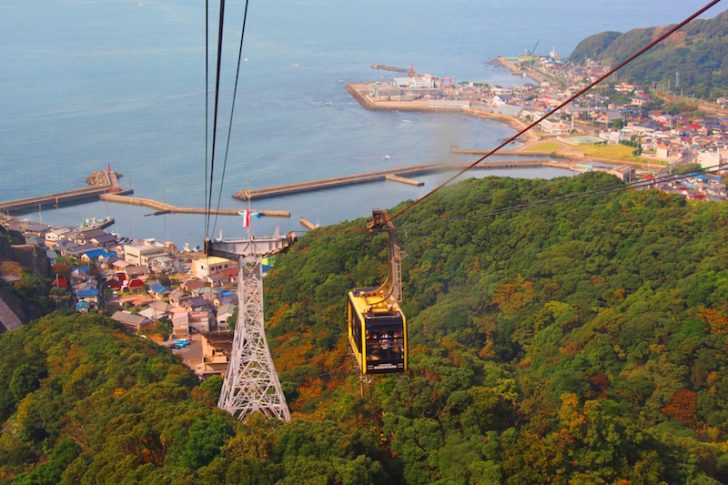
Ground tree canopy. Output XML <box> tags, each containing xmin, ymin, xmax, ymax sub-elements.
<box><xmin>1</xmin><ymin>173</ymin><xmax>726</xmax><ymax>483</ymax></box>
<box><xmin>570</xmin><ymin>9</ymin><xmax>728</xmax><ymax>99</ymax></box>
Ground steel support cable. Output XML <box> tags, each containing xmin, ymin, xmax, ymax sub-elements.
<box><xmin>204</xmin><ymin>0</ymin><xmax>210</xmax><ymax>239</ymax></box>
<box><xmin>207</xmin><ymin>0</ymin><xmax>227</xmax><ymax>238</ymax></box>
<box><xmin>386</xmin><ymin>0</ymin><xmax>724</xmax><ymax>226</ymax></box>
<box><xmin>213</xmin><ymin>0</ymin><xmax>252</xmax><ymax>237</ymax></box>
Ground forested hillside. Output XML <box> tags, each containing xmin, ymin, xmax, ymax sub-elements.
<box><xmin>1</xmin><ymin>173</ymin><xmax>726</xmax><ymax>483</ymax></box>
<box><xmin>570</xmin><ymin>9</ymin><xmax>728</xmax><ymax>99</ymax></box>
<box><xmin>0</xmin><ymin>313</ymin><xmax>234</xmax><ymax>483</ymax></box>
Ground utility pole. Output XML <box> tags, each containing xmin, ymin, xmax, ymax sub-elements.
<box><xmin>209</xmin><ymin>232</ymin><xmax>295</xmax><ymax>422</ymax></box>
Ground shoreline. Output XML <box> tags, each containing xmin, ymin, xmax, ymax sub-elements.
<box><xmin>492</xmin><ymin>56</ymin><xmax>551</xmax><ymax>85</ymax></box>
<box><xmin>345</xmin><ymin>83</ymin><xmax>538</xmax><ymax>141</ymax></box>
<box><xmin>346</xmin><ymin>83</ymin><xmax>665</xmax><ymax>170</ymax></box>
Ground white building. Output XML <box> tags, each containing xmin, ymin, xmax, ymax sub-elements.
<box><xmin>697</xmin><ymin>150</ymin><xmax>724</xmax><ymax>169</ymax></box>
<box><xmin>124</xmin><ymin>239</ymin><xmax>167</xmax><ymax>266</ymax></box>
<box><xmin>193</xmin><ymin>256</ymin><xmax>233</xmax><ymax>279</ymax></box>
<box><xmin>44</xmin><ymin>227</ymin><xmax>73</xmax><ymax>248</ymax></box>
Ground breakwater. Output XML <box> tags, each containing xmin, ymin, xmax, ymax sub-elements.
<box><xmin>0</xmin><ymin>169</ymin><xmax>129</xmax><ymax>214</ymax></box>
<box><xmin>234</xmin><ymin>160</ymin><xmax>575</xmax><ymax>201</ymax></box>
<box><xmin>100</xmin><ymin>193</ymin><xmax>290</xmax><ymax>218</ymax></box>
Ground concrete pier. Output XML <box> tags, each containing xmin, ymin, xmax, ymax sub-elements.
<box><xmin>385</xmin><ymin>173</ymin><xmax>425</xmax><ymax>186</ymax></box>
<box><xmin>100</xmin><ymin>193</ymin><xmax>290</xmax><ymax>218</ymax></box>
<box><xmin>0</xmin><ymin>169</ymin><xmax>129</xmax><ymax>214</ymax></box>
<box><xmin>234</xmin><ymin>160</ymin><xmax>576</xmax><ymax>201</ymax></box>
<box><xmin>298</xmin><ymin>216</ymin><xmax>319</xmax><ymax>230</ymax></box>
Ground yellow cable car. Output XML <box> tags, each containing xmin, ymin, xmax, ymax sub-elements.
<box><xmin>348</xmin><ymin>288</ymin><xmax>407</xmax><ymax>374</ymax></box>
<box><xmin>347</xmin><ymin>209</ymin><xmax>407</xmax><ymax>375</ymax></box>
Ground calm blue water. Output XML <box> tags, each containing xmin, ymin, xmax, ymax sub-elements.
<box><xmin>1</xmin><ymin>0</ymin><xmax>724</xmax><ymax>244</ymax></box>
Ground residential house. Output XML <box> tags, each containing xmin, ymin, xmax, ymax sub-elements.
<box><xmin>124</xmin><ymin>278</ymin><xmax>146</xmax><ymax>292</ymax></box>
<box><xmin>172</xmin><ymin>312</ymin><xmax>190</xmax><ymax>339</ymax></box>
<box><xmin>199</xmin><ymin>331</ymin><xmax>234</xmax><ymax>377</ymax></box>
<box><xmin>214</xmin><ymin>290</ymin><xmax>238</xmax><ymax>308</ymax></box>
<box><xmin>169</xmin><ymin>288</ymin><xmax>191</xmax><ymax>307</ymax></box>
<box><xmin>73</xmin><ymin>229</ymin><xmax>117</xmax><ymax>248</ymax></box>
<box><xmin>138</xmin><ymin>303</ymin><xmax>169</xmax><ymax>322</ymax></box>
<box><xmin>80</xmin><ymin>248</ymin><xmax>117</xmax><ymax>266</ymax></box>
<box><xmin>59</xmin><ymin>242</ymin><xmax>98</xmax><ymax>258</ymax></box>
<box><xmin>189</xmin><ymin>311</ymin><xmax>211</xmax><ymax>334</ymax></box>
<box><xmin>149</xmin><ymin>283</ymin><xmax>170</xmax><ymax>300</ymax></box>
<box><xmin>110</xmin><ymin>310</ymin><xmax>152</xmax><ymax>333</ymax></box>
<box><xmin>21</xmin><ymin>222</ymin><xmax>50</xmax><ymax>239</ymax></box>
<box><xmin>216</xmin><ymin>303</ymin><xmax>236</xmax><ymax>330</ymax></box>
<box><xmin>124</xmin><ymin>265</ymin><xmax>150</xmax><ymax>279</ymax></box>
<box><xmin>76</xmin><ymin>287</ymin><xmax>100</xmax><ymax>308</ymax></box>
<box><xmin>112</xmin><ymin>260</ymin><xmax>130</xmax><ymax>272</ymax></box>
<box><xmin>183</xmin><ymin>296</ymin><xmax>213</xmax><ymax>313</ymax></box>
<box><xmin>181</xmin><ymin>277</ymin><xmax>207</xmax><ymax>293</ymax></box>
<box><xmin>149</xmin><ymin>255</ymin><xmax>178</xmax><ymax>274</ymax></box>
<box><xmin>44</xmin><ymin>227</ymin><xmax>73</xmax><ymax>248</ymax></box>
<box><xmin>206</xmin><ymin>267</ymin><xmax>237</xmax><ymax>287</ymax></box>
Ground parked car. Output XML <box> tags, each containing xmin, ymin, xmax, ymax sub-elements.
<box><xmin>171</xmin><ymin>341</ymin><xmax>190</xmax><ymax>350</ymax></box>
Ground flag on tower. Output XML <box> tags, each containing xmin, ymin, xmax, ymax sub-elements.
<box><xmin>239</xmin><ymin>210</ymin><xmax>262</xmax><ymax>228</ymax></box>
<box><xmin>240</xmin><ymin>210</ymin><xmax>251</xmax><ymax>228</ymax></box>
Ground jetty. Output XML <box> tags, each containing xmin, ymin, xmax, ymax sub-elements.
<box><xmin>0</xmin><ymin>168</ymin><xmax>130</xmax><ymax>214</ymax></box>
<box><xmin>298</xmin><ymin>216</ymin><xmax>319</xmax><ymax>230</ymax></box>
<box><xmin>385</xmin><ymin>173</ymin><xmax>424</xmax><ymax>186</ymax></box>
<box><xmin>1</xmin><ymin>166</ymin><xmax>291</xmax><ymax>218</ymax></box>
<box><xmin>234</xmin><ymin>160</ymin><xmax>575</xmax><ymax>201</ymax></box>
<box><xmin>100</xmin><ymin>193</ymin><xmax>290</xmax><ymax>218</ymax></box>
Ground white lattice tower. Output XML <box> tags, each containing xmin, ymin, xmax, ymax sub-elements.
<box><xmin>214</xmin><ymin>237</ymin><xmax>291</xmax><ymax>422</ymax></box>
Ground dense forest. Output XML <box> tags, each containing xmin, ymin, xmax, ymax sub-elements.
<box><xmin>570</xmin><ymin>9</ymin><xmax>728</xmax><ymax>99</ymax></box>
<box><xmin>0</xmin><ymin>173</ymin><xmax>726</xmax><ymax>483</ymax></box>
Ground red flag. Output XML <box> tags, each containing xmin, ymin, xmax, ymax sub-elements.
<box><xmin>241</xmin><ymin>210</ymin><xmax>250</xmax><ymax>228</ymax></box>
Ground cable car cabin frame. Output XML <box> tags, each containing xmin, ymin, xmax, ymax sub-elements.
<box><xmin>347</xmin><ymin>209</ymin><xmax>408</xmax><ymax>375</ymax></box>
<box><xmin>348</xmin><ymin>288</ymin><xmax>407</xmax><ymax>375</ymax></box>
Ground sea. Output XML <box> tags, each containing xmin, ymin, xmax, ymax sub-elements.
<box><xmin>1</xmin><ymin>0</ymin><xmax>723</xmax><ymax>245</ymax></box>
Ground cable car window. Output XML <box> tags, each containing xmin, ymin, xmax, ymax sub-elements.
<box><xmin>365</xmin><ymin>327</ymin><xmax>404</xmax><ymax>363</ymax></box>
<box><xmin>351</xmin><ymin>309</ymin><xmax>362</xmax><ymax>352</ymax></box>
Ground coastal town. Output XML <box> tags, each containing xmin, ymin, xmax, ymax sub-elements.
<box><xmin>0</xmin><ymin>214</ymin><xmax>259</xmax><ymax>378</ymax></box>
<box><xmin>2</xmin><ymin>53</ymin><xmax>727</xmax><ymax>382</ymax></box>
<box><xmin>349</xmin><ymin>53</ymin><xmax>728</xmax><ymax>201</ymax></box>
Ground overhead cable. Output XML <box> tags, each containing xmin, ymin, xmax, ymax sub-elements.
<box><xmin>213</xmin><ymin>0</ymin><xmax>252</xmax><ymax>237</ymax></box>
<box><xmin>206</xmin><ymin>0</ymin><xmax>227</xmax><ymax>238</ymax></box>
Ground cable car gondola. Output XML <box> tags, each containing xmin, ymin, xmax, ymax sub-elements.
<box><xmin>347</xmin><ymin>210</ymin><xmax>407</xmax><ymax>375</ymax></box>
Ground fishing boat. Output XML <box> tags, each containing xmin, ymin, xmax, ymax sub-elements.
<box><xmin>79</xmin><ymin>216</ymin><xmax>114</xmax><ymax>231</ymax></box>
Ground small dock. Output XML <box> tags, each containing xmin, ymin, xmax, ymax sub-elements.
<box><xmin>298</xmin><ymin>216</ymin><xmax>319</xmax><ymax>230</ymax></box>
<box><xmin>385</xmin><ymin>173</ymin><xmax>424</xmax><ymax>186</ymax></box>
<box><xmin>233</xmin><ymin>160</ymin><xmax>576</xmax><ymax>201</ymax></box>
<box><xmin>100</xmin><ymin>193</ymin><xmax>290</xmax><ymax>218</ymax></box>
